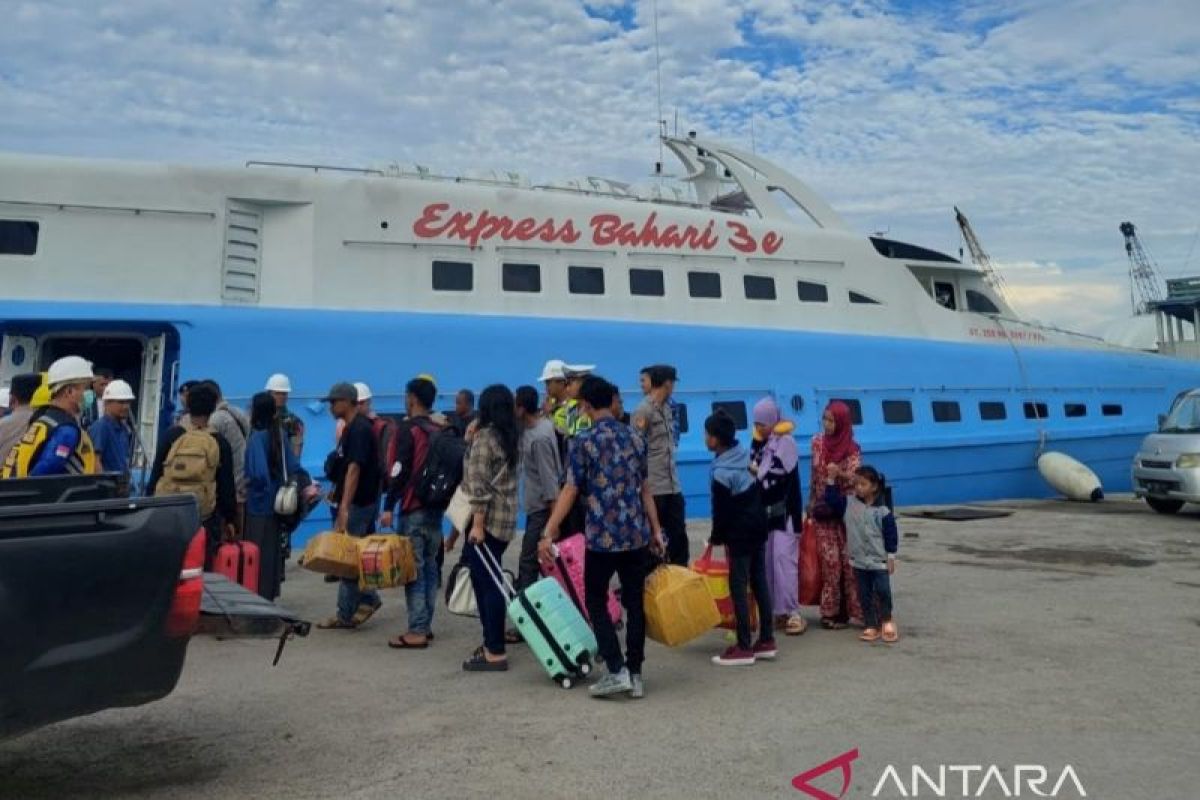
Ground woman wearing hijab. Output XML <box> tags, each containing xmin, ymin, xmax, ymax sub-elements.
<box><xmin>750</xmin><ymin>397</ymin><xmax>807</xmax><ymax>636</ymax></box>
<box><xmin>808</xmin><ymin>400</ymin><xmax>863</xmax><ymax>629</ymax></box>
<box><xmin>245</xmin><ymin>391</ymin><xmax>302</xmax><ymax>600</ymax></box>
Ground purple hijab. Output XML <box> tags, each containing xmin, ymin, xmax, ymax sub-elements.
<box><xmin>753</xmin><ymin>397</ymin><xmax>799</xmax><ymax>474</ymax></box>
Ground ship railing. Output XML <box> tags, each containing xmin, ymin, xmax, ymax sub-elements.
<box><xmin>246</xmin><ymin>161</ymin><xmax>385</xmax><ymax>176</ymax></box>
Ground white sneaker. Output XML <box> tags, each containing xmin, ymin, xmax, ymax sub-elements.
<box><xmin>630</xmin><ymin>674</ymin><xmax>644</xmax><ymax>699</ymax></box>
<box><xmin>589</xmin><ymin>667</ymin><xmax>633</xmax><ymax>697</ymax></box>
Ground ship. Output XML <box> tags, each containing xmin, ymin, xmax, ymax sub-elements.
<box><xmin>2</xmin><ymin>134</ymin><xmax>1196</xmax><ymax>517</ymax></box>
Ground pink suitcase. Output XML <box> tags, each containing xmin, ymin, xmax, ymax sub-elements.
<box><xmin>215</xmin><ymin>540</ymin><xmax>260</xmax><ymax>594</ymax></box>
<box><xmin>540</xmin><ymin>533</ymin><xmax>622</xmax><ymax>627</ymax></box>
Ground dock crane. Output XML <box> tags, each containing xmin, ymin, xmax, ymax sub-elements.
<box><xmin>954</xmin><ymin>206</ymin><xmax>1010</xmax><ymax>304</ymax></box>
<box><xmin>1119</xmin><ymin>221</ymin><xmax>1165</xmax><ymax>314</ymax></box>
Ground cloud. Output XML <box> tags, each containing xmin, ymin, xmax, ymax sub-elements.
<box><xmin>0</xmin><ymin>0</ymin><xmax>1197</xmax><ymax>336</ymax></box>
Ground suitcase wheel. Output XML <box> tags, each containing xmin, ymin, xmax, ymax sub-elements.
<box><xmin>577</xmin><ymin>660</ymin><xmax>592</xmax><ymax>677</ymax></box>
<box><xmin>558</xmin><ymin>676</ymin><xmax>574</xmax><ymax>690</ymax></box>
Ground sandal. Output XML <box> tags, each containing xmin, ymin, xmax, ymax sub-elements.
<box><xmin>351</xmin><ymin>600</ymin><xmax>382</xmax><ymax>626</ymax></box>
<box><xmin>859</xmin><ymin>628</ymin><xmax>881</xmax><ymax>642</ymax></box>
<box><xmin>387</xmin><ymin>633</ymin><xmax>429</xmax><ymax>649</ymax></box>
<box><xmin>462</xmin><ymin>649</ymin><xmax>508</xmax><ymax>672</ymax></box>
<box><xmin>820</xmin><ymin>617</ymin><xmax>846</xmax><ymax>630</ymax></box>
<box><xmin>785</xmin><ymin>614</ymin><xmax>808</xmax><ymax>636</ymax></box>
<box><xmin>317</xmin><ymin>616</ymin><xmax>357</xmax><ymax>630</ymax></box>
<box><xmin>505</xmin><ymin>629</ymin><xmax>525</xmax><ymax>644</ymax></box>
<box><xmin>881</xmin><ymin>620</ymin><xmax>899</xmax><ymax>643</ymax></box>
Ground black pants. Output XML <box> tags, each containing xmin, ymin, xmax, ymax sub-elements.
<box><xmin>584</xmin><ymin>547</ymin><xmax>648</xmax><ymax>675</ymax></box>
<box><xmin>654</xmin><ymin>493</ymin><xmax>688</xmax><ymax>566</ymax></box>
<box><xmin>729</xmin><ymin>545</ymin><xmax>774</xmax><ymax>650</ymax></box>
<box><xmin>517</xmin><ymin>508</ymin><xmax>550</xmax><ymax>591</ymax></box>
<box><xmin>854</xmin><ymin>568</ymin><xmax>894</xmax><ymax>629</ymax></box>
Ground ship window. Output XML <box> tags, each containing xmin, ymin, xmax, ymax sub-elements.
<box><xmin>431</xmin><ymin>260</ymin><xmax>473</xmax><ymax>292</ymax></box>
<box><xmin>932</xmin><ymin>401</ymin><xmax>961</xmax><ymax>422</ymax></box>
<box><xmin>849</xmin><ymin>290</ymin><xmax>880</xmax><ymax>305</ymax></box>
<box><xmin>744</xmin><ymin>275</ymin><xmax>776</xmax><ymax>300</ymax></box>
<box><xmin>568</xmin><ymin>266</ymin><xmax>605</xmax><ymax>295</ymax></box>
<box><xmin>797</xmin><ymin>280</ymin><xmax>829</xmax><ymax>302</ymax></box>
<box><xmin>712</xmin><ymin>401</ymin><xmax>748</xmax><ymax>429</ymax></box>
<box><xmin>966</xmin><ymin>289</ymin><xmax>1000</xmax><ymax>314</ymax></box>
<box><xmin>979</xmin><ymin>401</ymin><xmax>1007</xmax><ymax>421</ymax></box>
<box><xmin>675</xmin><ymin>403</ymin><xmax>689</xmax><ymax>434</ymax></box>
<box><xmin>1023</xmin><ymin>401</ymin><xmax>1049</xmax><ymax>420</ymax></box>
<box><xmin>688</xmin><ymin>271</ymin><xmax>722</xmax><ymax>299</ymax></box>
<box><xmin>629</xmin><ymin>268</ymin><xmax>665</xmax><ymax>297</ymax></box>
<box><xmin>934</xmin><ymin>281</ymin><xmax>957</xmax><ymax>310</ymax></box>
<box><xmin>1064</xmin><ymin>403</ymin><xmax>1087</xmax><ymax>418</ymax></box>
<box><xmin>0</xmin><ymin>220</ymin><xmax>39</xmax><ymax>256</ymax></box>
<box><xmin>882</xmin><ymin>400</ymin><xmax>914</xmax><ymax>424</ymax></box>
<box><xmin>831</xmin><ymin>398</ymin><xmax>863</xmax><ymax>425</ymax></box>
<box><xmin>502</xmin><ymin>262</ymin><xmax>541</xmax><ymax>293</ymax></box>
<box><xmin>1102</xmin><ymin>403</ymin><xmax>1123</xmax><ymax>417</ymax></box>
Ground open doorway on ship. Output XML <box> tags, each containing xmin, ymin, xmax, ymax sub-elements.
<box><xmin>0</xmin><ymin>328</ymin><xmax>179</xmax><ymax>480</ymax></box>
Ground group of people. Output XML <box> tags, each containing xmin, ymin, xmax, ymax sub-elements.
<box><xmin>0</xmin><ymin>354</ymin><xmax>901</xmax><ymax>698</ymax></box>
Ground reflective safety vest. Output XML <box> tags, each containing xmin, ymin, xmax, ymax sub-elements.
<box><xmin>551</xmin><ymin>398</ymin><xmax>591</xmax><ymax>438</ymax></box>
<box><xmin>1</xmin><ymin>405</ymin><xmax>97</xmax><ymax>478</ymax></box>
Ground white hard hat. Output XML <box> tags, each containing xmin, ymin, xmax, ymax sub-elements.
<box><xmin>102</xmin><ymin>379</ymin><xmax>136</xmax><ymax>402</ymax></box>
<box><xmin>354</xmin><ymin>382</ymin><xmax>373</xmax><ymax>402</ymax></box>
<box><xmin>538</xmin><ymin>359</ymin><xmax>595</xmax><ymax>382</ymax></box>
<box><xmin>47</xmin><ymin>355</ymin><xmax>94</xmax><ymax>388</ymax></box>
<box><xmin>0</xmin><ymin>387</ymin><xmax>9</xmax><ymax>408</ymax></box>
<box><xmin>265</xmin><ymin>373</ymin><xmax>292</xmax><ymax>393</ymax></box>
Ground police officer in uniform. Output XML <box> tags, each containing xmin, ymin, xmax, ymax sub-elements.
<box><xmin>2</xmin><ymin>356</ymin><xmax>97</xmax><ymax>478</ymax></box>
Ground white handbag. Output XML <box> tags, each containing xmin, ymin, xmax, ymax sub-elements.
<box><xmin>444</xmin><ymin>485</ymin><xmax>472</xmax><ymax>533</ymax></box>
<box><xmin>446</xmin><ymin>560</ymin><xmax>478</xmax><ymax>617</ymax></box>
<box><xmin>273</xmin><ymin>433</ymin><xmax>300</xmax><ymax>516</ymax></box>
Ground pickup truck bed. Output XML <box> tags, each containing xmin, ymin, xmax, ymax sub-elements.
<box><xmin>0</xmin><ymin>492</ymin><xmax>201</xmax><ymax>738</ymax></box>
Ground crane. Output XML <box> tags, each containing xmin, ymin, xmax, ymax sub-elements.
<box><xmin>954</xmin><ymin>206</ymin><xmax>1010</xmax><ymax>304</ymax></box>
<box><xmin>1119</xmin><ymin>221</ymin><xmax>1164</xmax><ymax>315</ymax></box>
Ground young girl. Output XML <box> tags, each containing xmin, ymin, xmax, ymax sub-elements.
<box><xmin>822</xmin><ymin>463</ymin><xmax>899</xmax><ymax>643</ymax></box>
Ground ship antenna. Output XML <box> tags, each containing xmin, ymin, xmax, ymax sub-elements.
<box><xmin>653</xmin><ymin>0</ymin><xmax>665</xmax><ymax>172</ymax></box>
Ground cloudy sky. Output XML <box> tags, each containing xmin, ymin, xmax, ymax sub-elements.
<box><xmin>3</xmin><ymin>0</ymin><xmax>1198</xmax><ymax>334</ymax></box>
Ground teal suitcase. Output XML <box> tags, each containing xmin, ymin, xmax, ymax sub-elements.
<box><xmin>476</xmin><ymin>544</ymin><xmax>598</xmax><ymax>688</ymax></box>
<box><xmin>509</xmin><ymin>578</ymin><xmax>599</xmax><ymax>689</ymax></box>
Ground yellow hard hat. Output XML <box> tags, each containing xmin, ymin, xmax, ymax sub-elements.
<box><xmin>31</xmin><ymin>372</ymin><xmax>51</xmax><ymax>408</ymax></box>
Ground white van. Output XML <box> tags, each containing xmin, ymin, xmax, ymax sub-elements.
<box><xmin>1132</xmin><ymin>389</ymin><xmax>1200</xmax><ymax>513</ymax></box>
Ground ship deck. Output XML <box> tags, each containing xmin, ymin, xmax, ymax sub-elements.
<box><xmin>2</xmin><ymin>496</ymin><xmax>1196</xmax><ymax>798</ymax></box>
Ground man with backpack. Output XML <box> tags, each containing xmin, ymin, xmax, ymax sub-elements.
<box><xmin>383</xmin><ymin>376</ymin><xmax>464</xmax><ymax>650</ymax></box>
<box><xmin>355</xmin><ymin>382</ymin><xmax>397</xmax><ymax>495</ymax></box>
<box><xmin>148</xmin><ymin>383</ymin><xmax>238</xmax><ymax>569</ymax></box>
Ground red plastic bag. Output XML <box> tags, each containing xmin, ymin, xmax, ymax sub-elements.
<box><xmin>692</xmin><ymin>544</ymin><xmax>757</xmax><ymax>631</ymax></box>
<box><xmin>799</xmin><ymin>518</ymin><xmax>821</xmax><ymax>607</ymax></box>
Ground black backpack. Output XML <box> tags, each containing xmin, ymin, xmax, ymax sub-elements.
<box><xmin>414</xmin><ymin>427</ymin><xmax>468</xmax><ymax>509</ymax></box>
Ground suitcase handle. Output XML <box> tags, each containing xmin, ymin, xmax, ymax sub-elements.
<box><xmin>474</xmin><ymin>539</ymin><xmax>516</xmax><ymax>601</ymax></box>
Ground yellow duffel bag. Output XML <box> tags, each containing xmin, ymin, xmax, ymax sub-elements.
<box><xmin>644</xmin><ymin>564</ymin><xmax>721</xmax><ymax>647</ymax></box>
<box><xmin>357</xmin><ymin>534</ymin><xmax>417</xmax><ymax>591</ymax></box>
<box><xmin>302</xmin><ymin>531</ymin><xmax>361</xmax><ymax>579</ymax></box>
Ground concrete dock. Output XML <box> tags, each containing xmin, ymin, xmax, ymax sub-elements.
<box><xmin>2</xmin><ymin>495</ymin><xmax>1197</xmax><ymax>799</ymax></box>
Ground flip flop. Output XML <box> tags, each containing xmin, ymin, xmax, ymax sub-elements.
<box><xmin>351</xmin><ymin>600</ymin><xmax>383</xmax><ymax>626</ymax></box>
<box><xmin>785</xmin><ymin>614</ymin><xmax>807</xmax><ymax>636</ymax></box>
<box><xmin>881</xmin><ymin>621</ymin><xmax>899</xmax><ymax>643</ymax></box>
<box><xmin>859</xmin><ymin>628</ymin><xmax>881</xmax><ymax>642</ymax></box>
<box><xmin>388</xmin><ymin>634</ymin><xmax>429</xmax><ymax>649</ymax></box>
<box><xmin>317</xmin><ymin>616</ymin><xmax>356</xmax><ymax>630</ymax></box>
<box><xmin>505</xmin><ymin>629</ymin><xmax>525</xmax><ymax>644</ymax></box>
<box><xmin>820</xmin><ymin>618</ymin><xmax>846</xmax><ymax>630</ymax></box>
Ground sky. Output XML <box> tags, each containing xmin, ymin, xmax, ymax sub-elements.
<box><xmin>2</xmin><ymin>0</ymin><xmax>1198</xmax><ymax>335</ymax></box>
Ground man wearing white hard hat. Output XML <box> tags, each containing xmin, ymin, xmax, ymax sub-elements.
<box><xmin>265</xmin><ymin>373</ymin><xmax>304</xmax><ymax>458</ymax></box>
<box><xmin>89</xmin><ymin>379</ymin><xmax>137</xmax><ymax>475</ymax></box>
<box><xmin>1</xmin><ymin>355</ymin><xmax>97</xmax><ymax>478</ymax></box>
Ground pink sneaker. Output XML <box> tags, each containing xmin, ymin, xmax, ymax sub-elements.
<box><xmin>752</xmin><ymin>639</ymin><xmax>778</xmax><ymax>660</ymax></box>
<box><xmin>711</xmin><ymin>646</ymin><xmax>756</xmax><ymax>666</ymax></box>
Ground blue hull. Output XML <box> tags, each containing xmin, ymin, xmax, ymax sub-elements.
<box><xmin>4</xmin><ymin>301</ymin><xmax>1197</xmax><ymax>541</ymax></box>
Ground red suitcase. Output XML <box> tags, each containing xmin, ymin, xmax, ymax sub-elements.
<box><xmin>215</xmin><ymin>540</ymin><xmax>260</xmax><ymax>594</ymax></box>
<box><xmin>540</xmin><ymin>533</ymin><xmax>622</xmax><ymax>628</ymax></box>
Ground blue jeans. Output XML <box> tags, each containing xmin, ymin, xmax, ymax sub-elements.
<box><xmin>854</xmin><ymin>567</ymin><xmax>894</xmax><ymax>629</ymax></box>
<box><xmin>467</xmin><ymin>534</ymin><xmax>510</xmax><ymax>655</ymax></box>
<box><xmin>336</xmin><ymin>503</ymin><xmax>381</xmax><ymax>623</ymax></box>
<box><xmin>399</xmin><ymin>508</ymin><xmax>443</xmax><ymax>635</ymax></box>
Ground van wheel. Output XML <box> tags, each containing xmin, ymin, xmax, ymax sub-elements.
<box><xmin>1146</xmin><ymin>497</ymin><xmax>1184</xmax><ymax>514</ymax></box>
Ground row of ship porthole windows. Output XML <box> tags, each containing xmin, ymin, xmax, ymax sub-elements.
<box><xmin>430</xmin><ymin>260</ymin><xmax>882</xmax><ymax>305</ymax></box>
<box><xmin>631</xmin><ymin>398</ymin><xmax>1126</xmax><ymax>439</ymax></box>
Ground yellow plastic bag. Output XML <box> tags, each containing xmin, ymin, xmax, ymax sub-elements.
<box><xmin>357</xmin><ymin>534</ymin><xmax>417</xmax><ymax>591</ymax></box>
<box><xmin>301</xmin><ymin>531</ymin><xmax>361</xmax><ymax>579</ymax></box>
<box><xmin>644</xmin><ymin>564</ymin><xmax>721</xmax><ymax>647</ymax></box>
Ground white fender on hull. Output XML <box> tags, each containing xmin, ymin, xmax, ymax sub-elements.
<box><xmin>1037</xmin><ymin>452</ymin><xmax>1104</xmax><ymax>502</ymax></box>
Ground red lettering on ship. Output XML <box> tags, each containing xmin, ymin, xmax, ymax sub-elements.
<box><xmin>413</xmin><ymin>202</ymin><xmax>782</xmax><ymax>254</ymax></box>
<box><xmin>968</xmin><ymin>327</ymin><xmax>1048</xmax><ymax>343</ymax></box>
<box><xmin>412</xmin><ymin>203</ymin><xmax>581</xmax><ymax>247</ymax></box>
